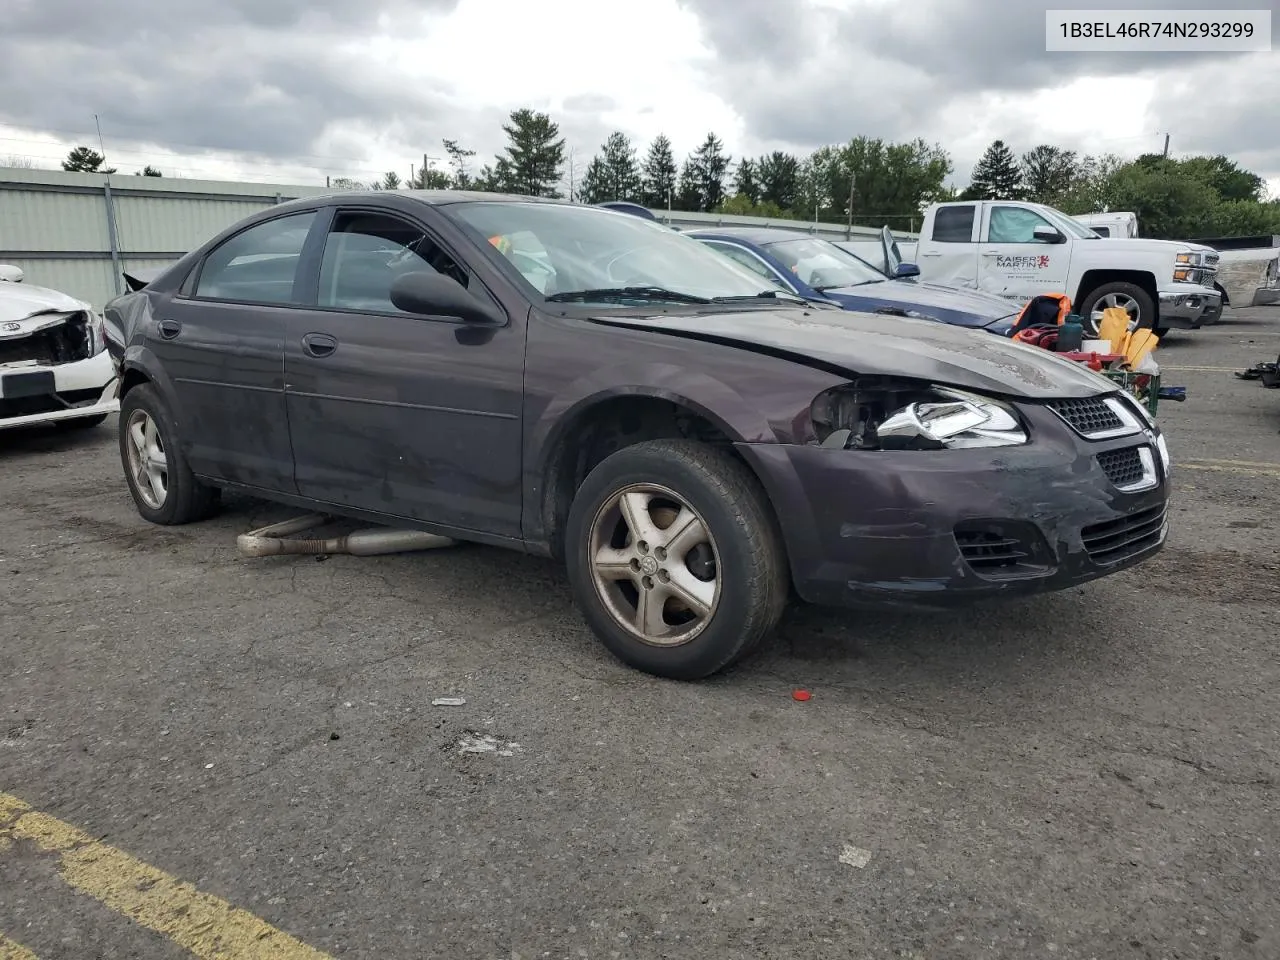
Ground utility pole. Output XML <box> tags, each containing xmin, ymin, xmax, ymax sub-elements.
<box><xmin>1162</xmin><ymin>133</ymin><xmax>1170</xmax><ymax>158</ymax></box>
<box><xmin>846</xmin><ymin>173</ymin><xmax>856</xmax><ymax>239</ymax></box>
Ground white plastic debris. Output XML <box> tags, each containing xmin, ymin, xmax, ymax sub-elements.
<box><xmin>432</xmin><ymin>697</ymin><xmax>466</xmax><ymax>707</ymax></box>
<box><xmin>838</xmin><ymin>844</ymin><xmax>872</xmax><ymax>869</ymax></box>
<box><xmin>457</xmin><ymin>734</ymin><xmax>520</xmax><ymax>757</ymax></box>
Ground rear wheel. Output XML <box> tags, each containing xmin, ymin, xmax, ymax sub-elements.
<box><xmin>565</xmin><ymin>439</ymin><xmax>789</xmax><ymax>680</ymax></box>
<box><xmin>118</xmin><ymin>383</ymin><xmax>220</xmax><ymax>525</ymax></box>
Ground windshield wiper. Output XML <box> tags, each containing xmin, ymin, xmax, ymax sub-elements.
<box><xmin>545</xmin><ymin>286</ymin><xmax>712</xmax><ymax>304</ymax></box>
<box><xmin>709</xmin><ymin>290</ymin><xmax>802</xmax><ymax>303</ymax></box>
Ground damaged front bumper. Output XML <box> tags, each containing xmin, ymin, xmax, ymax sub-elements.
<box><xmin>0</xmin><ymin>349</ymin><xmax>119</xmax><ymax>430</ymax></box>
<box><xmin>737</xmin><ymin>403</ymin><xmax>1169</xmax><ymax>609</ymax></box>
<box><xmin>1158</xmin><ymin>284</ymin><xmax>1222</xmax><ymax>329</ymax></box>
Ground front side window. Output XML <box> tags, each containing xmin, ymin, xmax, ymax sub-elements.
<box><xmin>317</xmin><ymin>211</ymin><xmax>468</xmax><ymax>314</ymax></box>
<box><xmin>194</xmin><ymin>212</ymin><xmax>317</xmax><ymax>303</ymax></box>
<box><xmin>988</xmin><ymin>206</ymin><xmax>1056</xmax><ymax>244</ymax></box>
<box><xmin>704</xmin><ymin>241</ymin><xmax>789</xmax><ymax>287</ymax></box>
<box><xmin>445</xmin><ymin>202</ymin><xmax>798</xmax><ymax>305</ymax></box>
<box><xmin>763</xmin><ymin>237</ymin><xmax>885</xmax><ymax>292</ymax></box>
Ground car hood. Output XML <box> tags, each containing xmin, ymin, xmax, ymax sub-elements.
<box><xmin>589</xmin><ymin>307</ymin><xmax>1116</xmax><ymax>400</ymax></box>
<box><xmin>823</xmin><ymin>279</ymin><xmax>1019</xmax><ymax>323</ymax></box>
<box><xmin>1078</xmin><ymin>237</ymin><xmax>1201</xmax><ymax>256</ymax></box>
<box><xmin>0</xmin><ymin>281</ymin><xmax>91</xmax><ymax>322</ymax></box>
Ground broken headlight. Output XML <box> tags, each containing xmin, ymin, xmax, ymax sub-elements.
<box><xmin>810</xmin><ymin>379</ymin><xmax>1028</xmax><ymax>451</ymax></box>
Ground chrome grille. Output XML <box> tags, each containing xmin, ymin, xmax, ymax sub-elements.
<box><xmin>1097</xmin><ymin>447</ymin><xmax>1145</xmax><ymax>487</ymax></box>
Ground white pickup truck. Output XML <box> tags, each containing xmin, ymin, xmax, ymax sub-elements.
<box><xmin>842</xmin><ymin>199</ymin><xmax>1223</xmax><ymax>336</ymax></box>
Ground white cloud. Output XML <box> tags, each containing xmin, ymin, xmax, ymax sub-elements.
<box><xmin>0</xmin><ymin>0</ymin><xmax>1275</xmax><ymax>201</ymax></box>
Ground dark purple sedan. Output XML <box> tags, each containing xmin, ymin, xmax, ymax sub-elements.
<box><xmin>104</xmin><ymin>192</ymin><xmax>1171</xmax><ymax>680</ymax></box>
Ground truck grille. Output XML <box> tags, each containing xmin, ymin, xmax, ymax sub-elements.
<box><xmin>1048</xmin><ymin>396</ymin><xmax>1125</xmax><ymax>436</ymax></box>
<box><xmin>1081</xmin><ymin>503</ymin><xmax>1167</xmax><ymax>565</ymax></box>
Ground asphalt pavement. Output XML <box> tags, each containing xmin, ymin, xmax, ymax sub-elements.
<box><xmin>2</xmin><ymin>309</ymin><xmax>1279</xmax><ymax>960</ymax></box>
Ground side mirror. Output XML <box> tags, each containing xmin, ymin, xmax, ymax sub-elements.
<box><xmin>0</xmin><ymin>264</ymin><xmax>25</xmax><ymax>283</ymax></box>
<box><xmin>893</xmin><ymin>262</ymin><xmax>921</xmax><ymax>279</ymax></box>
<box><xmin>1033</xmin><ymin>225</ymin><xmax>1065</xmax><ymax>244</ymax></box>
<box><xmin>389</xmin><ymin>270</ymin><xmax>505</xmax><ymax>324</ymax></box>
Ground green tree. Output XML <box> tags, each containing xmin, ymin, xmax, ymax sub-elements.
<box><xmin>1020</xmin><ymin>145</ymin><xmax>1079</xmax><ymax>204</ymax></box>
<box><xmin>732</xmin><ymin>158</ymin><xmax>759</xmax><ymax>204</ymax></box>
<box><xmin>494</xmin><ymin>108</ymin><xmax>566</xmax><ymax>197</ymax></box>
<box><xmin>442</xmin><ymin>139</ymin><xmax>476</xmax><ymax>189</ymax></box>
<box><xmin>684</xmin><ymin>132</ymin><xmax>731</xmax><ymax>211</ymax></box>
<box><xmin>409</xmin><ymin>163</ymin><xmax>451</xmax><ymax>189</ymax></box>
<box><xmin>756</xmin><ymin>151</ymin><xmax>802</xmax><ymax>212</ymax></box>
<box><xmin>62</xmin><ymin>146</ymin><xmax>116</xmax><ymax>174</ymax></box>
<box><xmin>716</xmin><ymin>194</ymin><xmax>785</xmax><ymax>217</ymax></box>
<box><xmin>578</xmin><ymin>131</ymin><xmax>643</xmax><ymax>204</ymax></box>
<box><xmin>968</xmin><ymin>139</ymin><xmax>1023</xmax><ymax>199</ymax></box>
<box><xmin>640</xmin><ymin>134</ymin><xmax>678</xmax><ymax>208</ymax></box>
<box><xmin>676</xmin><ymin>158</ymin><xmax>701</xmax><ymax>210</ymax></box>
<box><xmin>135</xmin><ymin>165</ymin><xmax>163</xmax><ymax>177</ymax></box>
<box><xmin>1178</xmin><ymin>154</ymin><xmax>1266</xmax><ymax>202</ymax></box>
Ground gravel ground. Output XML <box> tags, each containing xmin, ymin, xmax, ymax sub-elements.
<box><xmin>2</xmin><ymin>309</ymin><xmax>1278</xmax><ymax>960</ymax></box>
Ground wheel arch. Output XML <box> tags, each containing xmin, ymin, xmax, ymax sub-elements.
<box><xmin>1074</xmin><ymin>270</ymin><xmax>1159</xmax><ymax>314</ymax></box>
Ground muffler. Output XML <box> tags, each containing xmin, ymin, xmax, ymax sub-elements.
<box><xmin>236</xmin><ymin>514</ymin><xmax>457</xmax><ymax>558</ymax></box>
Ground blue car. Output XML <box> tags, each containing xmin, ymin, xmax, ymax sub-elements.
<box><xmin>684</xmin><ymin>227</ymin><xmax>1022</xmax><ymax>335</ymax></box>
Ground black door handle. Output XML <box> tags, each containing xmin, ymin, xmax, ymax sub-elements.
<box><xmin>157</xmin><ymin>319</ymin><xmax>181</xmax><ymax>340</ymax></box>
<box><xmin>301</xmin><ymin>332</ymin><xmax>338</xmax><ymax>358</ymax></box>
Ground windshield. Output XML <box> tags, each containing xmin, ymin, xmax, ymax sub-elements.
<box><xmin>762</xmin><ymin>237</ymin><xmax>886</xmax><ymax>290</ymax></box>
<box><xmin>446</xmin><ymin>201</ymin><xmax>800</xmax><ymax>304</ymax></box>
<box><xmin>1034</xmin><ymin>204</ymin><xmax>1100</xmax><ymax>239</ymax></box>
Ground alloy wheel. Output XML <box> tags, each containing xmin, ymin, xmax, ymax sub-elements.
<box><xmin>125</xmin><ymin>409</ymin><xmax>169</xmax><ymax>510</ymax></box>
<box><xmin>587</xmin><ymin>483</ymin><xmax>722</xmax><ymax>647</ymax></box>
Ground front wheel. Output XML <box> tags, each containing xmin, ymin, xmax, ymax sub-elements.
<box><xmin>565</xmin><ymin>439</ymin><xmax>789</xmax><ymax>680</ymax></box>
<box><xmin>1078</xmin><ymin>282</ymin><xmax>1156</xmax><ymax>338</ymax></box>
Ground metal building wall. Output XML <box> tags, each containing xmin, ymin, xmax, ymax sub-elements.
<box><xmin>0</xmin><ymin>166</ymin><xmax>916</xmax><ymax>311</ymax></box>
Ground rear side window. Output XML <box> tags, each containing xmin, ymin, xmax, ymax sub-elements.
<box><xmin>194</xmin><ymin>212</ymin><xmax>316</xmax><ymax>304</ymax></box>
<box><xmin>931</xmin><ymin>206</ymin><xmax>975</xmax><ymax>243</ymax></box>
<box><xmin>1093</xmin><ymin>226</ymin><xmax>1111</xmax><ymax>237</ymax></box>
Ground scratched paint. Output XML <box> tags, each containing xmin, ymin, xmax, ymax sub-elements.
<box><xmin>0</xmin><ymin>792</ymin><xmax>335</xmax><ymax>960</ymax></box>
<box><xmin>0</xmin><ymin>932</ymin><xmax>40</xmax><ymax>960</ymax></box>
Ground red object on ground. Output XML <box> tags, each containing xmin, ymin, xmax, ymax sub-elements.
<box><xmin>792</xmin><ymin>689</ymin><xmax>812</xmax><ymax>702</ymax></box>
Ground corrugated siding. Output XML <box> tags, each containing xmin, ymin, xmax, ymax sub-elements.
<box><xmin>0</xmin><ymin>187</ymin><xmax>113</xmax><ymax>251</ymax></box>
<box><xmin>112</xmin><ymin>195</ymin><xmax>271</xmax><ymax>253</ymax></box>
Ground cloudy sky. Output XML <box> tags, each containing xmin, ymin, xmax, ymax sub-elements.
<box><xmin>1</xmin><ymin>0</ymin><xmax>1277</xmax><ymax>197</ymax></box>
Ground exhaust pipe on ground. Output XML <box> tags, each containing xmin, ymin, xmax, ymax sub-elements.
<box><xmin>237</xmin><ymin>514</ymin><xmax>457</xmax><ymax>558</ymax></box>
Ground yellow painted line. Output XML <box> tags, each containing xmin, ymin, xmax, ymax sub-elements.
<box><xmin>0</xmin><ymin>932</ymin><xmax>40</xmax><ymax>960</ymax></box>
<box><xmin>0</xmin><ymin>792</ymin><xmax>336</xmax><ymax>960</ymax></box>
<box><xmin>1179</xmin><ymin>459</ymin><xmax>1280</xmax><ymax>478</ymax></box>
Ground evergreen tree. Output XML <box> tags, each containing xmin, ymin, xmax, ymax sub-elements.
<box><xmin>968</xmin><ymin>139</ymin><xmax>1024</xmax><ymax>199</ymax></box>
<box><xmin>640</xmin><ymin>134</ymin><xmax>678</xmax><ymax>208</ymax></box>
<box><xmin>688</xmin><ymin>132</ymin><xmax>731</xmax><ymax>211</ymax></box>
<box><xmin>676</xmin><ymin>158</ymin><xmax>700</xmax><ymax>210</ymax></box>
<box><xmin>1020</xmin><ymin>145</ymin><xmax>1079</xmax><ymax>204</ymax></box>
<box><xmin>579</xmin><ymin>131</ymin><xmax>643</xmax><ymax>204</ymax></box>
<box><xmin>442</xmin><ymin>139</ymin><xmax>477</xmax><ymax>189</ymax></box>
<box><xmin>62</xmin><ymin>145</ymin><xmax>116</xmax><ymax>174</ymax></box>
<box><xmin>733</xmin><ymin>158</ymin><xmax>759</xmax><ymax>204</ymax></box>
<box><xmin>495</xmin><ymin>108</ymin><xmax>566</xmax><ymax>197</ymax></box>
<box><xmin>756</xmin><ymin>151</ymin><xmax>802</xmax><ymax>212</ymax></box>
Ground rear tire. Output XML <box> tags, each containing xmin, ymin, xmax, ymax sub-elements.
<box><xmin>118</xmin><ymin>383</ymin><xmax>220</xmax><ymax>525</ymax></box>
<box><xmin>565</xmin><ymin>439</ymin><xmax>789</xmax><ymax>680</ymax></box>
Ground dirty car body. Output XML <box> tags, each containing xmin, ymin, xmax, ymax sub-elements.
<box><xmin>0</xmin><ymin>266</ymin><xmax>119</xmax><ymax>431</ymax></box>
<box><xmin>685</xmin><ymin>227</ymin><xmax>1022</xmax><ymax>335</ymax></box>
<box><xmin>105</xmin><ymin>192</ymin><xmax>1171</xmax><ymax>679</ymax></box>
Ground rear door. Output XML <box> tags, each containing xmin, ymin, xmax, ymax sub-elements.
<box><xmin>282</xmin><ymin>205</ymin><xmax>526</xmax><ymax>537</ymax></box>
<box><xmin>149</xmin><ymin>209</ymin><xmax>319</xmax><ymax>492</ymax></box>
<box><xmin>914</xmin><ymin>204</ymin><xmax>980</xmax><ymax>288</ymax></box>
<box><xmin>977</xmin><ymin>204</ymin><xmax>1073</xmax><ymax>298</ymax></box>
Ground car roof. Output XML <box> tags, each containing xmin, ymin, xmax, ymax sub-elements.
<box><xmin>685</xmin><ymin>226</ymin><xmax>818</xmax><ymax>244</ymax></box>
<box><xmin>272</xmin><ymin>190</ymin><xmax>575</xmax><ymax>215</ymax></box>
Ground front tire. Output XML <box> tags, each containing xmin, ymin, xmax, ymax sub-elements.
<box><xmin>118</xmin><ymin>383</ymin><xmax>220</xmax><ymax>525</ymax></box>
<box><xmin>564</xmin><ymin>439</ymin><xmax>789</xmax><ymax>680</ymax></box>
<box><xmin>1079</xmin><ymin>281</ymin><xmax>1156</xmax><ymax>338</ymax></box>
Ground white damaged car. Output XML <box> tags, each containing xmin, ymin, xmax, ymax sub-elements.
<box><xmin>0</xmin><ymin>264</ymin><xmax>119</xmax><ymax>431</ymax></box>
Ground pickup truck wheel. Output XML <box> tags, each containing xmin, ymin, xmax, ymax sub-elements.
<box><xmin>1079</xmin><ymin>282</ymin><xmax>1155</xmax><ymax>338</ymax></box>
<box><xmin>565</xmin><ymin>439</ymin><xmax>789</xmax><ymax>680</ymax></box>
<box><xmin>118</xmin><ymin>383</ymin><xmax>220</xmax><ymax>525</ymax></box>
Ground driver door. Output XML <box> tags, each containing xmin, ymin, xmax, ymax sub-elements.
<box><xmin>977</xmin><ymin>205</ymin><xmax>1072</xmax><ymax>299</ymax></box>
<box><xmin>283</xmin><ymin>206</ymin><xmax>526</xmax><ymax>537</ymax></box>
